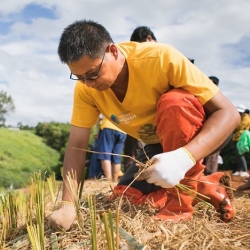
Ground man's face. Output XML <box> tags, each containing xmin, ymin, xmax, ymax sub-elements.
<box><xmin>67</xmin><ymin>45</ymin><xmax>119</xmax><ymax>91</ymax></box>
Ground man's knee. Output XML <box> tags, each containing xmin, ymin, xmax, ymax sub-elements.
<box><xmin>156</xmin><ymin>89</ymin><xmax>206</xmax><ymax>151</ymax></box>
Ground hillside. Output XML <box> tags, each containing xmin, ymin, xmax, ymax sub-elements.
<box><xmin>0</xmin><ymin>128</ymin><xmax>60</xmax><ymax>189</ymax></box>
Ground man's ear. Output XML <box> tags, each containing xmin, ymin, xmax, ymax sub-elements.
<box><xmin>108</xmin><ymin>44</ymin><xmax>119</xmax><ymax>59</ymax></box>
<box><xmin>146</xmin><ymin>35</ymin><xmax>152</xmax><ymax>41</ymax></box>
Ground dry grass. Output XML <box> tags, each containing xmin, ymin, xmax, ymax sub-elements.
<box><xmin>3</xmin><ymin>177</ymin><xmax>250</xmax><ymax>250</ymax></box>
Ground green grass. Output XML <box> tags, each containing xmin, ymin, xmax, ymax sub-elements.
<box><xmin>0</xmin><ymin>128</ymin><xmax>60</xmax><ymax>189</ymax></box>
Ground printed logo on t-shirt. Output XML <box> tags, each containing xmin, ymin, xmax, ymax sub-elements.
<box><xmin>110</xmin><ymin>114</ymin><xmax>119</xmax><ymax>124</ymax></box>
<box><xmin>137</xmin><ymin>124</ymin><xmax>159</xmax><ymax>143</ymax></box>
<box><xmin>117</xmin><ymin>112</ymin><xmax>137</xmax><ymax>124</ymax></box>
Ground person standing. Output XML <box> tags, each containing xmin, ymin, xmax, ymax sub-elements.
<box><xmin>88</xmin><ymin>132</ymin><xmax>103</xmax><ymax>179</ymax></box>
<box><xmin>203</xmin><ymin>76</ymin><xmax>221</xmax><ymax>175</ymax></box>
<box><xmin>96</xmin><ymin>116</ymin><xmax>127</xmax><ymax>182</ymax></box>
<box><xmin>231</xmin><ymin>104</ymin><xmax>250</xmax><ymax>177</ymax></box>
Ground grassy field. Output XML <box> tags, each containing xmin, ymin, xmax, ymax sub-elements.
<box><xmin>0</xmin><ymin>128</ymin><xmax>60</xmax><ymax>189</ymax></box>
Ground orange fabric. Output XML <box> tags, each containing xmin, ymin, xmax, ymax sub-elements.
<box><xmin>112</xmin><ymin>185</ymin><xmax>168</xmax><ymax>209</ymax></box>
<box><xmin>111</xmin><ymin>185</ymin><xmax>144</xmax><ymax>204</ymax></box>
<box><xmin>155</xmin><ymin>89</ymin><xmax>205</xmax><ymax>152</ymax></box>
<box><xmin>139</xmin><ymin>189</ymin><xmax>168</xmax><ymax>209</ymax></box>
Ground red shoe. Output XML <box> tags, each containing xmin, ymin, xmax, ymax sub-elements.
<box><xmin>155</xmin><ymin>188</ymin><xmax>194</xmax><ymax>222</ymax></box>
<box><xmin>193</xmin><ymin>172</ymin><xmax>235</xmax><ymax>222</ymax></box>
<box><xmin>155</xmin><ymin>163</ymin><xmax>204</xmax><ymax>221</ymax></box>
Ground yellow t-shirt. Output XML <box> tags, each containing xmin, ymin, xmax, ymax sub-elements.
<box><xmin>93</xmin><ymin>116</ymin><xmax>125</xmax><ymax>135</ymax></box>
<box><xmin>71</xmin><ymin>42</ymin><xmax>219</xmax><ymax>144</ymax></box>
<box><xmin>100</xmin><ymin>117</ymin><xmax>125</xmax><ymax>133</ymax></box>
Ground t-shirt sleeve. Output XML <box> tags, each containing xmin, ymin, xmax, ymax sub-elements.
<box><xmin>164</xmin><ymin>47</ymin><xmax>219</xmax><ymax>105</ymax></box>
<box><xmin>71</xmin><ymin>81</ymin><xmax>100</xmax><ymax>127</ymax></box>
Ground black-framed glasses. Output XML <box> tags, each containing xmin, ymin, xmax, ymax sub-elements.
<box><xmin>70</xmin><ymin>49</ymin><xmax>106</xmax><ymax>81</ymax></box>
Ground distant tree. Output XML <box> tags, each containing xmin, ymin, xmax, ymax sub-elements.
<box><xmin>35</xmin><ymin>122</ymin><xmax>70</xmax><ymax>151</ymax></box>
<box><xmin>17</xmin><ymin>122</ymin><xmax>33</xmax><ymax>130</ymax></box>
<box><xmin>17</xmin><ymin>122</ymin><xmax>22</xmax><ymax>128</ymax></box>
<box><xmin>35</xmin><ymin>122</ymin><xmax>48</xmax><ymax>137</ymax></box>
<box><xmin>0</xmin><ymin>91</ymin><xmax>15</xmax><ymax>126</ymax></box>
<box><xmin>34</xmin><ymin>121</ymin><xmax>97</xmax><ymax>179</ymax></box>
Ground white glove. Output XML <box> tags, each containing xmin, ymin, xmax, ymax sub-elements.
<box><xmin>135</xmin><ymin>148</ymin><xmax>195</xmax><ymax>188</ymax></box>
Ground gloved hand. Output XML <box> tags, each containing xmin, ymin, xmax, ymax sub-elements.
<box><xmin>48</xmin><ymin>201</ymin><xmax>76</xmax><ymax>232</ymax></box>
<box><xmin>135</xmin><ymin>148</ymin><xmax>196</xmax><ymax>188</ymax></box>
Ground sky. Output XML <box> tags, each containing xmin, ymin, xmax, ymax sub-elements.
<box><xmin>0</xmin><ymin>0</ymin><xmax>250</xmax><ymax>127</ymax></box>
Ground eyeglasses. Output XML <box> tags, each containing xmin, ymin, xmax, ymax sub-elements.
<box><xmin>70</xmin><ymin>49</ymin><xmax>106</xmax><ymax>81</ymax></box>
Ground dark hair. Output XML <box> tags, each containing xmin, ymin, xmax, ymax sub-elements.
<box><xmin>245</xmin><ymin>109</ymin><xmax>250</xmax><ymax>114</ymax></box>
<box><xmin>130</xmin><ymin>26</ymin><xmax>157</xmax><ymax>42</ymax></box>
<box><xmin>188</xmin><ymin>58</ymin><xmax>194</xmax><ymax>64</ymax></box>
<box><xmin>208</xmin><ymin>76</ymin><xmax>219</xmax><ymax>86</ymax></box>
<box><xmin>58</xmin><ymin>19</ymin><xmax>114</xmax><ymax>63</ymax></box>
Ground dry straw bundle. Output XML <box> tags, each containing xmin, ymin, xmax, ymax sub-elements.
<box><xmin>1</xmin><ymin>150</ymin><xmax>250</xmax><ymax>249</ymax></box>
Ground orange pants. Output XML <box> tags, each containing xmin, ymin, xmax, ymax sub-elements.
<box><xmin>118</xmin><ymin>89</ymin><xmax>206</xmax><ymax>193</ymax></box>
<box><xmin>156</xmin><ymin>89</ymin><xmax>205</xmax><ymax>152</ymax></box>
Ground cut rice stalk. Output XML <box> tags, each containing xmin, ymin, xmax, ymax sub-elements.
<box><xmin>72</xmin><ymin>147</ymin><xmax>226</xmax><ymax>208</ymax></box>
<box><xmin>176</xmin><ymin>184</ymin><xmax>213</xmax><ymax>207</ymax></box>
<box><xmin>184</xmin><ymin>178</ymin><xmax>236</xmax><ymax>191</ymax></box>
<box><xmin>64</xmin><ymin>170</ymin><xmax>84</xmax><ymax>232</ymax></box>
<box><xmin>102</xmin><ymin>212</ymin><xmax>114</xmax><ymax>250</ymax></box>
<box><xmin>72</xmin><ymin>147</ymin><xmax>145</xmax><ymax>169</ymax></box>
<box><xmin>88</xmin><ymin>195</ymin><xmax>97</xmax><ymax>250</ymax></box>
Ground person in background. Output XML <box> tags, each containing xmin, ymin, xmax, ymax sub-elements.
<box><xmin>231</xmin><ymin>104</ymin><xmax>250</xmax><ymax>177</ymax></box>
<box><xmin>130</xmin><ymin>26</ymin><xmax>157</xmax><ymax>42</ymax></box>
<box><xmin>89</xmin><ymin>114</ymin><xmax>125</xmax><ymax>179</ymax></box>
<box><xmin>238</xmin><ymin>109</ymin><xmax>250</xmax><ymax>190</ymax></box>
<box><xmin>88</xmin><ymin>132</ymin><xmax>103</xmax><ymax>179</ymax></box>
<box><xmin>96</xmin><ymin>116</ymin><xmax>127</xmax><ymax>182</ymax></box>
<box><xmin>88</xmin><ymin>115</ymin><xmax>104</xmax><ymax>179</ymax></box>
<box><xmin>203</xmin><ymin>76</ymin><xmax>221</xmax><ymax>175</ymax></box>
<box><xmin>130</xmin><ymin>26</ymin><xmax>194</xmax><ymax>63</ymax></box>
<box><xmin>49</xmin><ymin>20</ymin><xmax>240</xmax><ymax>231</ymax></box>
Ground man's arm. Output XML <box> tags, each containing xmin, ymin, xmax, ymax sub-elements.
<box><xmin>62</xmin><ymin>125</ymin><xmax>91</xmax><ymax>202</ymax></box>
<box><xmin>184</xmin><ymin>91</ymin><xmax>240</xmax><ymax>161</ymax></box>
<box><xmin>49</xmin><ymin>125</ymin><xmax>91</xmax><ymax>231</ymax></box>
